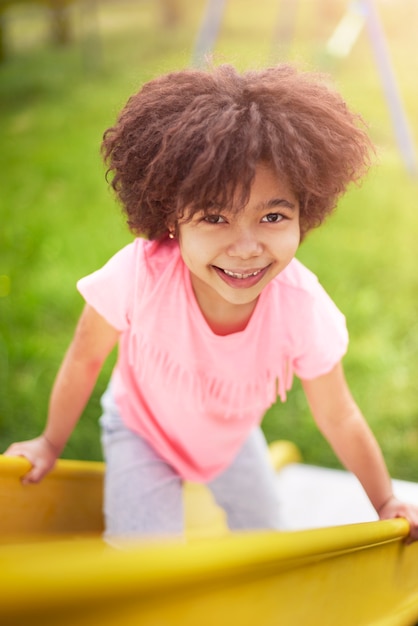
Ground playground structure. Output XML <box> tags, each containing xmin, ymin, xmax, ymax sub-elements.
<box><xmin>1</xmin><ymin>3</ymin><xmax>417</xmax><ymax>622</ymax></box>
<box><xmin>192</xmin><ymin>0</ymin><xmax>417</xmax><ymax>177</ymax></box>
<box><xmin>1</xmin><ymin>0</ymin><xmax>415</xmax><ymax>175</ymax></box>
<box><xmin>1</xmin><ymin>447</ymin><xmax>418</xmax><ymax>625</ymax></box>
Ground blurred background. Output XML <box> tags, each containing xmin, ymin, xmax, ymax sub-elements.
<box><xmin>1</xmin><ymin>0</ymin><xmax>417</xmax><ymax>480</ymax></box>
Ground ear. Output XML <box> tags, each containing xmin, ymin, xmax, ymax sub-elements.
<box><xmin>166</xmin><ymin>219</ymin><xmax>178</xmax><ymax>239</ymax></box>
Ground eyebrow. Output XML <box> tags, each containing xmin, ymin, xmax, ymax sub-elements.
<box><xmin>261</xmin><ymin>198</ymin><xmax>297</xmax><ymax>212</ymax></box>
<box><xmin>192</xmin><ymin>197</ymin><xmax>297</xmax><ymax>218</ymax></box>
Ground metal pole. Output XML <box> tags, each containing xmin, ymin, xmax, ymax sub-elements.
<box><xmin>273</xmin><ymin>0</ymin><xmax>299</xmax><ymax>60</ymax></box>
<box><xmin>191</xmin><ymin>0</ymin><xmax>227</xmax><ymax>67</ymax></box>
<box><xmin>362</xmin><ymin>0</ymin><xmax>417</xmax><ymax>176</ymax></box>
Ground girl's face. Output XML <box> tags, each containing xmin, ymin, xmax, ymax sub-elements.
<box><xmin>177</xmin><ymin>162</ymin><xmax>300</xmax><ymax>332</ymax></box>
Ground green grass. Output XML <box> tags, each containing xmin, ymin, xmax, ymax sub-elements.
<box><xmin>1</xmin><ymin>0</ymin><xmax>418</xmax><ymax>480</ymax></box>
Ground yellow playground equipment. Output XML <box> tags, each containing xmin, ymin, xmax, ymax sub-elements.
<box><xmin>1</xmin><ymin>442</ymin><xmax>418</xmax><ymax>626</ymax></box>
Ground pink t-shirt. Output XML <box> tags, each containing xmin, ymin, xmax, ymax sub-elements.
<box><xmin>77</xmin><ymin>238</ymin><xmax>348</xmax><ymax>482</ymax></box>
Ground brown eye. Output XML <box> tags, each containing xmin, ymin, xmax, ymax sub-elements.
<box><xmin>204</xmin><ymin>215</ymin><xmax>226</xmax><ymax>224</ymax></box>
<box><xmin>262</xmin><ymin>213</ymin><xmax>284</xmax><ymax>223</ymax></box>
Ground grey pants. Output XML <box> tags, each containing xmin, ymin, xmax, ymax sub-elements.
<box><xmin>100</xmin><ymin>385</ymin><xmax>281</xmax><ymax>538</ymax></box>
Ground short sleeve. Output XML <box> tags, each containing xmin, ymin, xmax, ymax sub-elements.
<box><xmin>77</xmin><ymin>241</ymin><xmax>140</xmax><ymax>332</ymax></box>
<box><xmin>290</xmin><ymin>279</ymin><xmax>349</xmax><ymax>381</ymax></box>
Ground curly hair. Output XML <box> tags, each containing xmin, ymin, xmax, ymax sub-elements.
<box><xmin>102</xmin><ymin>64</ymin><xmax>374</xmax><ymax>240</ymax></box>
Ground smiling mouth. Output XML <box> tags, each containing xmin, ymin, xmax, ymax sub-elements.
<box><xmin>220</xmin><ymin>268</ymin><xmax>264</xmax><ymax>279</ymax></box>
<box><xmin>212</xmin><ymin>265</ymin><xmax>271</xmax><ymax>281</ymax></box>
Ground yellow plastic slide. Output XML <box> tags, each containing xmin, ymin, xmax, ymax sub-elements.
<box><xmin>1</xmin><ymin>446</ymin><xmax>417</xmax><ymax>626</ymax></box>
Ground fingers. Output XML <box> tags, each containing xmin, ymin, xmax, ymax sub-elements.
<box><xmin>21</xmin><ymin>465</ymin><xmax>48</xmax><ymax>485</ymax></box>
<box><xmin>3</xmin><ymin>442</ymin><xmax>30</xmax><ymax>458</ymax></box>
<box><xmin>406</xmin><ymin>518</ymin><xmax>418</xmax><ymax>544</ymax></box>
<box><xmin>3</xmin><ymin>444</ymin><xmax>35</xmax><ymax>472</ymax></box>
<box><xmin>3</xmin><ymin>447</ymin><xmax>41</xmax><ymax>484</ymax></box>
<box><xmin>379</xmin><ymin>498</ymin><xmax>418</xmax><ymax>544</ymax></box>
<box><xmin>3</xmin><ymin>439</ymin><xmax>57</xmax><ymax>484</ymax></box>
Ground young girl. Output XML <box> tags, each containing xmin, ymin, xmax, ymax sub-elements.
<box><xmin>5</xmin><ymin>64</ymin><xmax>418</xmax><ymax>541</ymax></box>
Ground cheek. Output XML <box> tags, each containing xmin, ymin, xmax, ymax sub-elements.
<box><xmin>180</xmin><ymin>225</ymin><xmax>224</xmax><ymax>256</ymax></box>
<box><xmin>270</xmin><ymin>226</ymin><xmax>300</xmax><ymax>255</ymax></box>
<box><xmin>292</xmin><ymin>227</ymin><xmax>301</xmax><ymax>250</ymax></box>
<box><xmin>178</xmin><ymin>232</ymin><xmax>210</xmax><ymax>270</ymax></box>
<box><xmin>286</xmin><ymin>221</ymin><xmax>301</xmax><ymax>251</ymax></box>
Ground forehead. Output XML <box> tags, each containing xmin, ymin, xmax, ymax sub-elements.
<box><xmin>247</xmin><ymin>163</ymin><xmax>296</xmax><ymax>200</ymax></box>
<box><xmin>183</xmin><ymin>162</ymin><xmax>298</xmax><ymax>218</ymax></box>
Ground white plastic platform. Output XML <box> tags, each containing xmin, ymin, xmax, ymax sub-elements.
<box><xmin>276</xmin><ymin>464</ymin><xmax>418</xmax><ymax>530</ymax></box>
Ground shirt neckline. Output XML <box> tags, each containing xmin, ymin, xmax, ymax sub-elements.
<box><xmin>182</xmin><ymin>257</ymin><xmax>267</xmax><ymax>342</ymax></box>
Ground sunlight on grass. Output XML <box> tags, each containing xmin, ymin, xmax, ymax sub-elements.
<box><xmin>1</xmin><ymin>0</ymin><xmax>417</xmax><ymax>480</ymax></box>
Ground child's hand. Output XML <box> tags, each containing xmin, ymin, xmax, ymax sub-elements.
<box><xmin>3</xmin><ymin>435</ymin><xmax>59</xmax><ymax>484</ymax></box>
<box><xmin>378</xmin><ymin>496</ymin><xmax>418</xmax><ymax>544</ymax></box>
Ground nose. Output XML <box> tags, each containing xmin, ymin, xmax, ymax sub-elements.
<box><xmin>226</xmin><ymin>225</ymin><xmax>263</xmax><ymax>259</ymax></box>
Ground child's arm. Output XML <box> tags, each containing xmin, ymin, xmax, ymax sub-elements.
<box><xmin>4</xmin><ymin>305</ymin><xmax>120</xmax><ymax>484</ymax></box>
<box><xmin>302</xmin><ymin>362</ymin><xmax>418</xmax><ymax>542</ymax></box>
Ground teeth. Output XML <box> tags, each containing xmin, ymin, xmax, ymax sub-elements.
<box><xmin>223</xmin><ymin>268</ymin><xmax>262</xmax><ymax>279</ymax></box>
